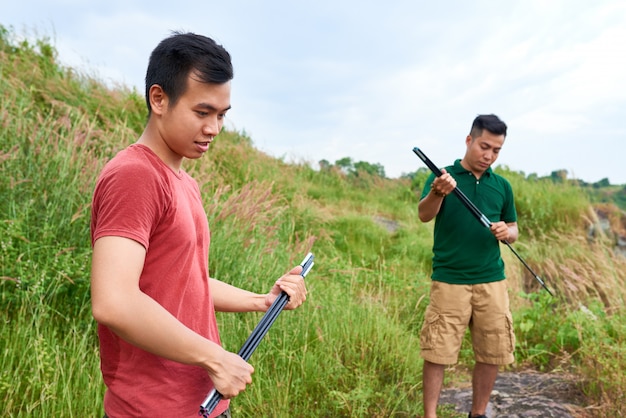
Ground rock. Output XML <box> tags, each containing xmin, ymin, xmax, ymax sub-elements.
<box><xmin>438</xmin><ymin>371</ymin><xmax>588</xmax><ymax>417</ymax></box>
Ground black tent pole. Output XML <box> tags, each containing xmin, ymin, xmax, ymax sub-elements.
<box><xmin>412</xmin><ymin>147</ymin><xmax>553</xmax><ymax>297</ymax></box>
<box><xmin>199</xmin><ymin>253</ymin><xmax>315</xmax><ymax>417</ymax></box>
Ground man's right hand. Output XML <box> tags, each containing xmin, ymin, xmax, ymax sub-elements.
<box><xmin>208</xmin><ymin>349</ymin><xmax>254</xmax><ymax>398</ymax></box>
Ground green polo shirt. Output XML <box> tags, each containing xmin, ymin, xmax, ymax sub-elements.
<box><xmin>420</xmin><ymin>159</ymin><xmax>518</xmax><ymax>284</ymax></box>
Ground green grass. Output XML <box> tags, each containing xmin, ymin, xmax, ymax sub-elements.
<box><xmin>2</xmin><ymin>25</ymin><xmax>626</xmax><ymax>417</ymax></box>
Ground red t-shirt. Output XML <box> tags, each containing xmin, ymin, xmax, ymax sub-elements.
<box><xmin>91</xmin><ymin>144</ymin><xmax>229</xmax><ymax>417</ymax></box>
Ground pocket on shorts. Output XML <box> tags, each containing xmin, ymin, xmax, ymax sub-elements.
<box><xmin>475</xmin><ymin>312</ymin><xmax>515</xmax><ymax>360</ymax></box>
<box><xmin>419</xmin><ymin>307</ymin><xmax>441</xmax><ymax>350</ymax></box>
<box><xmin>506</xmin><ymin>312</ymin><xmax>516</xmax><ymax>353</ymax></box>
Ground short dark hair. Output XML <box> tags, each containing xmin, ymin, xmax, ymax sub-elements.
<box><xmin>144</xmin><ymin>32</ymin><xmax>233</xmax><ymax>113</ymax></box>
<box><xmin>469</xmin><ymin>114</ymin><xmax>507</xmax><ymax>139</ymax></box>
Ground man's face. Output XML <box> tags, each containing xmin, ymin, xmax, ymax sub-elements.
<box><xmin>463</xmin><ymin>130</ymin><xmax>505</xmax><ymax>176</ymax></box>
<box><xmin>156</xmin><ymin>73</ymin><xmax>231</xmax><ymax>165</ymax></box>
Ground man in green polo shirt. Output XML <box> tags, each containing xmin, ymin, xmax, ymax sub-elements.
<box><xmin>418</xmin><ymin>114</ymin><xmax>518</xmax><ymax>418</ymax></box>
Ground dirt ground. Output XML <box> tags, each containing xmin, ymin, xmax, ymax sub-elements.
<box><xmin>438</xmin><ymin>370</ymin><xmax>591</xmax><ymax>418</ymax></box>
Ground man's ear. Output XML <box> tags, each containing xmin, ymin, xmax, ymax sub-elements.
<box><xmin>148</xmin><ymin>84</ymin><xmax>167</xmax><ymax>115</ymax></box>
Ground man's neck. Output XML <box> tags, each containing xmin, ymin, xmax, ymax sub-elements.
<box><xmin>137</xmin><ymin>126</ymin><xmax>183</xmax><ymax>173</ymax></box>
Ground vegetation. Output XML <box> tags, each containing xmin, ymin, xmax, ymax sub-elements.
<box><xmin>320</xmin><ymin>157</ymin><xmax>387</xmax><ymax>178</ymax></box>
<box><xmin>1</xmin><ymin>25</ymin><xmax>625</xmax><ymax>417</ymax></box>
<box><xmin>541</xmin><ymin>169</ymin><xmax>626</xmax><ymax>211</ymax></box>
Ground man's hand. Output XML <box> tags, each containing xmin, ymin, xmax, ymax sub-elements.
<box><xmin>430</xmin><ymin>169</ymin><xmax>457</xmax><ymax>197</ymax></box>
<box><xmin>265</xmin><ymin>265</ymin><xmax>308</xmax><ymax>310</ymax></box>
<box><xmin>418</xmin><ymin>169</ymin><xmax>458</xmax><ymax>222</ymax></box>
<box><xmin>490</xmin><ymin>221</ymin><xmax>519</xmax><ymax>243</ymax></box>
<box><xmin>208</xmin><ymin>349</ymin><xmax>254</xmax><ymax>399</ymax></box>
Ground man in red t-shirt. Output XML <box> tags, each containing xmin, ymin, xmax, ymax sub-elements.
<box><xmin>90</xmin><ymin>32</ymin><xmax>308</xmax><ymax>418</ymax></box>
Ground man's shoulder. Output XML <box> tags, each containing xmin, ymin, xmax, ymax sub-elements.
<box><xmin>99</xmin><ymin>145</ymin><xmax>173</xmax><ymax>185</ymax></box>
<box><xmin>487</xmin><ymin>172</ymin><xmax>516</xmax><ymax>205</ymax></box>
<box><xmin>490</xmin><ymin>171</ymin><xmax>513</xmax><ymax>188</ymax></box>
<box><xmin>103</xmin><ymin>144</ymin><xmax>152</xmax><ymax>170</ymax></box>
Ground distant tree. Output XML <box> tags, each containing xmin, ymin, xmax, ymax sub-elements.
<box><xmin>592</xmin><ymin>178</ymin><xmax>611</xmax><ymax>188</ymax></box>
<box><xmin>318</xmin><ymin>159</ymin><xmax>331</xmax><ymax>171</ymax></box>
<box><xmin>331</xmin><ymin>157</ymin><xmax>386</xmax><ymax>178</ymax></box>
<box><xmin>335</xmin><ymin>157</ymin><xmax>353</xmax><ymax>174</ymax></box>
<box><xmin>550</xmin><ymin>169</ymin><xmax>568</xmax><ymax>183</ymax></box>
<box><xmin>353</xmin><ymin>161</ymin><xmax>386</xmax><ymax>178</ymax></box>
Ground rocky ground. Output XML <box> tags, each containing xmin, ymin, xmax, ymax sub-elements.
<box><xmin>438</xmin><ymin>371</ymin><xmax>591</xmax><ymax>418</ymax></box>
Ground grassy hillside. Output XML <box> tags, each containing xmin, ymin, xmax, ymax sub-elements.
<box><xmin>1</xmin><ymin>26</ymin><xmax>625</xmax><ymax>417</ymax></box>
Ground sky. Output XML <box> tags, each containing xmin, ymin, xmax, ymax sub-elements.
<box><xmin>4</xmin><ymin>0</ymin><xmax>626</xmax><ymax>184</ymax></box>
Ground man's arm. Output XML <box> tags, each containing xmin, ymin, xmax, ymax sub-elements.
<box><xmin>90</xmin><ymin>235</ymin><xmax>253</xmax><ymax>398</ymax></box>
<box><xmin>210</xmin><ymin>265</ymin><xmax>307</xmax><ymax>313</ymax></box>
<box><xmin>418</xmin><ymin>169</ymin><xmax>457</xmax><ymax>222</ymax></box>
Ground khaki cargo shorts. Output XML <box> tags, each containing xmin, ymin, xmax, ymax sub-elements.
<box><xmin>419</xmin><ymin>280</ymin><xmax>515</xmax><ymax>365</ymax></box>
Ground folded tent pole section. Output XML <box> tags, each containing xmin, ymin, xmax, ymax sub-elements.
<box><xmin>412</xmin><ymin>147</ymin><xmax>553</xmax><ymax>297</ymax></box>
<box><xmin>238</xmin><ymin>253</ymin><xmax>314</xmax><ymax>360</ymax></box>
<box><xmin>199</xmin><ymin>253</ymin><xmax>315</xmax><ymax>417</ymax></box>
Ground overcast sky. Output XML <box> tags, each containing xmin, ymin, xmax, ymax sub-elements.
<box><xmin>4</xmin><ymin>0</ymin><xmax>626</xmax><ymax>184</ymax></box>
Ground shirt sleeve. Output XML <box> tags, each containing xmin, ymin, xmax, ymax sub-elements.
<box><xmin>91</xmin><ymin>162</ymin><xmax>169</xmax><ymax>250</ymax></box>
<box><xmin>420</xmin><ymin>173</ymin><xmax>436</xmax><ymax>200</ymax></box>
<box><xmin>501</xmin><ymin>179</ymin><xmax>518</xmax><ymax>223</ymax></box>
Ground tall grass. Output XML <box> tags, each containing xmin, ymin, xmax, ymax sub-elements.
<box><xmin>2</xmin><ymin>26</ymin><xmax>626</xmax><ymax>417</ymax></box>
<box><xmin>0</xmin><ymin>288</ymin><xmax>102</xmax><ymax>416</ymax></box>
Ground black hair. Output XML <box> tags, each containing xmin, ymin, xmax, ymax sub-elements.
<box><xmin>144</xmin><ymin>32</ymin><xmax>233</xmax><ymax>113</ymax></box>
<box><xmin>469</xmin><ymin>114</ymin><xmax>507</xmax><ymax>139</ymax></box>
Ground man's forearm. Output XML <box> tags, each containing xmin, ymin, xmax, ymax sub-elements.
<box><xmin>418</xmin><ymin>191</ymin><xmax>445</xmax><ymax>222</ymax></box>
<box><xmin>94</xmin><ymin>288</ymin><xmax>224</xmax><ymax>370</ymax></box>
<box><xmin>210</xmin><ymin>278</ymin><xmax>267</xmax><ymax>313</ymax></box>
